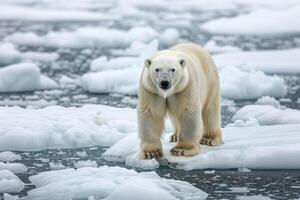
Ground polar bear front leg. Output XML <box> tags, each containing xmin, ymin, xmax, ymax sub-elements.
<box><xmin>138</xmin><ymin>111</ymin><xmax>165</xmax><ymax>159</ymax></box>
<box><xmin>170</xmin><ymin>110</ymin><xmax>202</xmax><ymax>157</ymax></box>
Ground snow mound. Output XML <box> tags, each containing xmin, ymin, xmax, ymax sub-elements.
<box><xmin>0</xmin><ymin>105</ymin><xmax>136</xmax><ymax>151</ymax></box>
<box><xmin>220</xmin><ymin>66</ymin><xmax>287</xmax><ymax>100</ymax></box>
<box><xmin>0</xmin><ymin>170</ymin><xmax>24</xmax><ymax>193</ymax></box>
<box><xmin>233</xmin><ymin>105</ymin><xmax>300</xmax><ymax>125</ymax></box>
<box><xmin>201</xmin><ymin>5</ymin><xmax>300</xmax><ymax>35</ymax></box>
<box><xmin>28</xmin><ymin>166</ymin><xmax>207</xmax><ymax>200</ymax></box>
<box><xmin>5</xmin><ymin>27</ymin><xmax>178</xmax><ymax>49</ymax></box>
<box><xmin>214</xmin><ymin>48</ymin><xmax>300</xmax><ymax>74</ymax></box>
<box><xmin>0</xmin><ymin>63</ymin><xmax>58</xmax><ymax>92</ymax></box>
<box><xmin>255</xmin><ymin>96</ymin><xmax>281</xmax><ymax>108</ymax></box>
<box><xmin>0</xmin><ymin>42</ymin><xmax>58</xmax><ymax>65</ymax></box>
<box><xmin>103</xmin><ymin>124</ymin><xmax>300</xmax><ymax>170</ymax></box>
<box><xmin>81</xmin><ymin>40</ymin><xmax>158</xmax><ymax>95</ymax></box>
<box><xmin>0</xmin><ymin>151</ymin><xmax>21</xmax><ymax>162</ymax></box>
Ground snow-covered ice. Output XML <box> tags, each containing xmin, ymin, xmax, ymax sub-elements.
<box><xmin>74</xmin><ymin>160</ymin><xmax>98</xmax><ymax>168</ymax></box>
<box><xmin>0</xmin><ymin>162</ymin><xmax>27</xmax><ymax>174</ymax></box>
<box><xmin>27</xmin><ymin>166</ymin><xmax>207</xmax><ymax>200</ymax></box>
<box><xmin>0</xmin><ymin>170</ymin><xmax>25</xmax><ymax>193</ymax></box>
<box><xmin>220</xmin><ymin>66</ymin><xmax>287</xmax><ymax>100</ymax></box>
<box><xmin>0</xmin><ymin>105</ymin><xmax>136</xmax><ymax>151</ymax></box>
<box><xmin>233</xmin><ymin>105</ymin><xmax>300</xmax><ymax>125</ymax></box>
<box><xmin>5</xmin><ymin>27</ymin><xmax>178</xmax><ymax>49</ymax></box>
<box><xmin>103</xmin><ymin>124</ymin><xmax>300</xmax><ymax>170</ymax></box>
<box><xmin>214</xmin><ymin>48</ymin><xmax>300</xmax><ymax>74</ymax></box>
<box><xmin>0</xmin><ymin>151</ymin><xmax>21</xmax><ymax>162</ymax></box>
<box><xmin>0</xmin><ymin>43</ymin><xmax>59</xmax><ymax>65</ymax></box>
<box><xmin>201</xmin><ymin>5</ymin><xmax>300</xmax><ymax>35</ymax></box>
<box><xmin>0</xmin><ymin>63</ymin><xmax>58</xmax><ymax>92</ymax></box>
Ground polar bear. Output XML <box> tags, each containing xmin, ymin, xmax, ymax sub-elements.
<box><xmin>138</xmin><ymin>43</ymin><xmax>223</xmax><ymax>159</ymax></box>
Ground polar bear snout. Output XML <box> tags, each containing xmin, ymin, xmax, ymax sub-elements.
<box><xmin>159</xmin><ymin>80</ymin><xmax>170</xmax><ymax>90</ymax></box>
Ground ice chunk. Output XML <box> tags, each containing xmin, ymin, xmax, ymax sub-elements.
<box><xmin>233</xmin><ymin>105</ymin><xmax>300</xmax><ymax>125</ymax></box>
<box><xmin>201</xmin><ymin>5</ymin><xmax>300</xmax><ymax>35</ymax></box>
<box><xmin>214</xmin><ymin>48</ymin><xmax>300</xmax><ymax>74</ymax></box>
<box><xmin>0</xmin><ymin>63</ymin><xmax>58</xmax><ymax>92</ymax></box>
<box><xmin>204</xmin><ymin>40</ymin><xmax>241</xmax><ymax>54</ymax></box>
<box><xmin>6</xmin><ymin>27</ymin><xmax>177</xmax><ymax>49</ymax></box>
<box><xmin>74</xmin><ymin>160</ymin><xmax>98</xmax><ymax>168</ymax></box>
<box><xmin>0</xmin><ymin>104</ymin><xmax>136</xmax><ymax>151</ymax></box>
<box><xmin>0</xmin><ymin>170</ymin><xmax>25</xmax><ymax>193</ymax></box>
<box><xmin>81</xmin><ymin>40</ymin><xmax>158</xmax><ymax>95</ymax></box>
<box><xmin>0</xmin><ymin>151</ymin><xmax>21</xmax><ymax>162</ymax></box>
<box><xmin>220</xmin><ymin>66</ymin><xmax>287</xmax><ymax>100</ymax></box>
<box><xmin>0</xmin><ymin>42</ymin><xmax>58</xmax><ymax>65</ymax></box>
<box><xmin>28</xmin><ymin>166</ymin><xmax>207</xmax><ymax>200</ymax></box>
<box><xmin>104</xmin><ymin>124</ymin><xmax>300</xmax><ymax>170</ymax></box>
<box><xmin>90</xmin><ymin>56</ymin><xmax>136</xmax><ymax>72</ymax></box>
<box><xmin>0</xmin><ymin>162</ymin><xmax>27</xmax><ymax>174</ymax></box>
<box><xmin>255</xmin><ymin>96</ymin><xmax>281</xmax><ymax>108</ymax></box>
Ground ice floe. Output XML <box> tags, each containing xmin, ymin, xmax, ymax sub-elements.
<box><xmin>27</xmin><ymin>166</ymin><xmax>207</xmax><ymax>200</ymax></box>
<box><xmin>214</xmin><ymin>48</ymin><xmax>300</xmax><ymax>74</ymax></box>
<box><xmin>0</xmin><ymin>105</ymin><xmax>136</xmax><ymax>151</ymax></box>
<box><xmin>201</xmin><ymin>5</ymin><xmax>300</xmax><ymax>35</ymax></box>
<box><xmin>0</xmin><ymin>63</ymin><xmax>58</xmax><ymax>92</ymax></box>
<box><xmin>0</xmin><ymin>43</ymin><xmax>59</xmax><ymax>65</ymax></box>
<box><xmin>0</xmin><ymin>170</ymin><xmax>25</xmax><ymax>193</ymax></box>
<box><xmin>103</xmin><ymin>124</ymin><xmax>300</xmax><ymax>170</ymax></box>
<box><xmin>5</xmin><ymin>27</ymin><xmax>179</xmax><ymax>49</ymax></box>
<box><xmin>0</xmin><ymin>151</ymin><xmax>21</xmax><ymax>162</ymax></box>
<box><xmin>232</xmin><ymin>105</ymin><xmax>300</xmax><ymax>125</ymax></box>
<box><xmin>0</xmin><ymin>162</ymin><xmax>27</xmax><ymax>174</ymax></box>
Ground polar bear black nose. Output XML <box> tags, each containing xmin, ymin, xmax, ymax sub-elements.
<box><xmin>160</xmin><ymin>80</ymin><xmax>170</xmax><ymax>89</ymax></box>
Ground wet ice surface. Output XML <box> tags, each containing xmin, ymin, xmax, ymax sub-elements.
<box><xmin>1</xmin><ymin>1</ymin><xmax>300</xmax><ymax>199</ymax></box>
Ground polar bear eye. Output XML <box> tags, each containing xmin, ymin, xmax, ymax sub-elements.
<box><xmin>170</xmin><ymin>68</ymin><xmax>175</xmax><ymax>72</ymax></box>
<box><xmin>155</xmin><ymin>68</ymin><xmax>160</xmax><ymax>72</ymax></box>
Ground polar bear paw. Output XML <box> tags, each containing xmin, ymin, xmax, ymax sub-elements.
<box><xmin>169</xmin><ymin>133</ymin><xmax>177</xmax><ymax>142</ymax></box>
<box><xmin>200</xmin><ymin>135</ymin><xmax>224</xmax><ymax>146</ymax></box>
<box><xmin>139</xmin><ymin>142</ymin><xmax>163</xmax><ymax>159</ymax></box>
<box><xmin>170</xmin><ymin>146</ymin><xmax>200</xmax><ymax>157</ymax></box>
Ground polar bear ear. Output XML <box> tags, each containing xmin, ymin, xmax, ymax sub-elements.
<box><xmin>144</xmin><ymin>59</ymin><xmax>152</xmax><ymax>68</ymax></box>
<box><xmin>179</xmin><ymin>59</ymin><xmax>186</xmax><ymax>68</ymax></box>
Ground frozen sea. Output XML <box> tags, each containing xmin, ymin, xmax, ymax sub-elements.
<box><xmin>0</xmin><ymin>0</ymin><xmax>300</xmax><ymax>199</ymax></box>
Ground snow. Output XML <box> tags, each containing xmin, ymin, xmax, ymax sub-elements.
<box><xmin>27</xmin><ymin>166</ymin><xmax>207</xmax><ymax>200</ymax></box>
<box><xmin>0</xmin><ymin>170</ymin><xmax>25</xmax><ymax>193</ymax></box>
<box><xmin>0</xmin><ymin>162</ymin><xmax>27</xmax><ymax>174</ymax></box>
<box><xmin>0</xmin><ymin>43</ymin><xmax>59</xmax><ymax>65</ymax></box>
<box><xmin>74</xmin><ymin>160</ymin><xmax>98</xmax><ymax>168</ymax></box>
<box><xmin>214</xmin><ymin>48</ymin><xmax>300</xmax><ymax>74</ymax></box>
<box><xmin>201</xmin><ymin>5</ymin><xmax>300</xmax><ymax>35</ymax></box>
<box><xmin>5</xmin><ymin>27</ymin><xmax>178</xmax><ymax>49</ymax></box>
<box><xmin>255</xmin><ymin>96</ymin><xmax>281</xmax><ymax>108</ymax></box>
<box><xmin>103</xmin><ymin>124</ymin><xmax>300</xmax><ymax>170</ymax></box>
<box><xmin>0</xmin><ymin>151</ymin><xmax>21</xmax><ymax>162</ymax></box>
<box><xmin>0</xmin><ymin>104</ymin><xmax>136</xmax><ymax>151</ymax></box>
<box><xmin>81</xmin><ymin>40</ymin><xmax>158</xmax><ymax>94</ymax></box>
<box><xmin>220</xmin><ymin>66</ymin><xmax>287</xmax><ymax>100</ymax></box>
<box><xmin>0</xmin><ymin>63</ymin><xmax>58</xmax><ymax>92</ymax></box>
<box><xmin>232</xmin><ymin>105</ymin><xmax>300</xmax><ymax>125</ymax></box>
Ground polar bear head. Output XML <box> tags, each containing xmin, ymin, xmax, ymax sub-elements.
<box><xmin>142</xmin><ymin>53</ymin><xmax>189</xmax><ymax>98</ymax></box>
